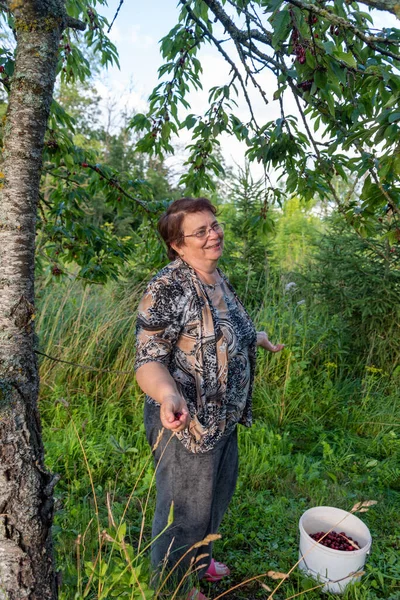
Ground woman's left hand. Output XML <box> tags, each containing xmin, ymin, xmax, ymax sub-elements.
<box><xmin>256</xmin><ymin>331</ymin><xmax>285</xmax><ymax>353</ymax></box>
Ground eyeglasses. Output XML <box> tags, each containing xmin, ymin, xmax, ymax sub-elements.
<box><xmin>182</xmin><ymin>222</ymin><xmax>225</xmax><ymax>240</ymax></box>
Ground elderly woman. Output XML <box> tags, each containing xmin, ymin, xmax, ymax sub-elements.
<box><xmin>135</xmin><ymin>197</ymin><xmax>283</xmax><ymax>600</ymax></box>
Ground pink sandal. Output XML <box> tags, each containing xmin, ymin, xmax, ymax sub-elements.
<box><xmin>204</xmin><ymin>558</ymin><xmax>231</xmax><ymax>582</ymax></box>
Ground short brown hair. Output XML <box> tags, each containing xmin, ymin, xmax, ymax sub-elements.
<box><xmin>158</xmin><ymin>197</ymin><xmax>217</xmax><ymax>260</ymax></box>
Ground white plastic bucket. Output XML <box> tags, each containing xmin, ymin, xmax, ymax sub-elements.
<box><xmin>298</xmin><ymin>506</ymin><xmax>372</xmax><ymax>594</ymax></box>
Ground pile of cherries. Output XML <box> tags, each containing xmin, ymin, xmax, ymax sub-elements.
<box><xmin>310</xmin><ymin>530</ymin><xmax>360</xmax><ymax>552</ymax></box>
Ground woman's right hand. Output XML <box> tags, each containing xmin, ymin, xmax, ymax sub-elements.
<box><xmin>136</xmin><ymin>362</ymin><xmax>191</xmax><ymax>431</ymax></box>
<box><xmin>160</xmin><ymin>395</ymin><xmax>191</xmax><ymax>432</ymax></box>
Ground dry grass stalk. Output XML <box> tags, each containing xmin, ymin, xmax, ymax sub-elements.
<box><xmin>156</xmin><ymin>533</ymin><xmax>217</xmax><ymax>596</ymax></box>
<box><xmin>137</xmin><ymin>429</ymin><xmax>175</xmax><ymax>555</ymax></box>
<box><xmin>213</xmin><ymin>572</ymin><xmax>281</xmax><ymax>599</ymax></box>
<box><xmin>337</xmin><ymin>532</ymin><xmax>360</xmax><ymax>550</ymax></box>
<box><xmin>283</xmin><ymin>570</ymin><xmax>366</xmax><ymax>599</ymax></box>
<box><xmin>168</xmin><ymin>549</ymin><xmax>213</xmax><ymax>600</ymax></box>
<box><xmin>267</xmin><ymin>570</ymin><xmax>289</xmax><ymax>580</ymax></box>
<box><xmin>351</xmin><ymin>500</ymin><xmax>377</xmax><ymax>512</ymax></box>
<box><xmin>192</xmin><ymin>534</ymin><xmax>221</xmax><ymax>549</ymax></box>
<box><xmin>121</xmin><ymin>451</ymin><xmax>153</xmax><ymax>522</ymax></box>
<box><xmin>64</xmin><ymin>406</ymin><xmax>105</xmax><ymax>598</ymax></box>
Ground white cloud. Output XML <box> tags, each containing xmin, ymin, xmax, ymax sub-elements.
<box><xmin>106</xmin><ymin>22</ymin><xmax>123</xmax><ymax>43</ymax></box>
<box><xmin>129</xmin><ymin>25</ymin><xmax>155</xmax><ymax>49</ymax></box>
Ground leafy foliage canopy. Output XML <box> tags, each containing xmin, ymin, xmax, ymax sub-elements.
<box><xmin>131</xmin><ymin>0</ymin><xmax>400</xmax><ymax>238</ymax></box>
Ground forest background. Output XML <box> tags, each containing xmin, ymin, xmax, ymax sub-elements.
<box><xmin>0</xmin><ymin>0</ymin><xmax>399</xmax><ymax>599</ymax></box>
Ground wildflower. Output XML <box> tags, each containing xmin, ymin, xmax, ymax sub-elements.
<box><xmin>285</xmin><ymin>282</ymin><xmax>297</xmax><ymax>292</ymax></box>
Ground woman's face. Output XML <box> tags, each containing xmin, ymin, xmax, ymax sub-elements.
<box><xmin>176</xmin><ymin>210</ymin><xmax>224</xmax><ymax>267</ymax></box>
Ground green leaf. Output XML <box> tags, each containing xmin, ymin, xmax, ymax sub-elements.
<box><xmin>183</xmin><ymin>114</ymin><xmax>197</xmax><ymax>129</ymax></box>
<box><xmin>4</xmin><ymin>60</ymin><xmax>14</xmax><ymax>77</ymax></box>
<box><xmin>333</xmin><ymin>51</ymin><xmax>357</xmax><ymax>68</ymax></box>
<box><xmin>322</xmin><ymin>41</ymin><xmax>335</xmax><ymax>56</ymax></box>
<box><xmin>388</xmin><ymin>112</ymin><xmax>400</xmax><ymax>123</ymax></box>
<box><xmin>314</xmin><ymin>70</ymin><xmax>327</xmax><ymax>90</ymax></box>
<box><xmin>273</xmin><ymin>86</ymin><xmax>286</xmax><ymax>100</ymax></box>
<box><xmin>305</xmin><ymin>50</ymin><xmax>316</xmax><ymax>70</ymax></box>
<box><xmin>261</xmin><ymin>0</ymin><xmax>282</xmax><ymax>12</ymax></box>
<box><xmin>271</xmin><ymin>10</ymin><xmax>291</xmax><ymax>49</ymax></box>
<box><xmin>64</xmin><ymin>153</ymin><xmax>75</xmax><ymax>169</ymax></box>
<box><xmin>165</xmin><ymin>501</ymin><xmax>173</xmax><ymax>530</ymax></box>
<box><xmin>117</xmin><ymin>522</ymin><xmax>126</xmax><ymax>542</ymax></box>
<box><xmin>129</xmin><ymin>114</ymin><xmax>150</xmax><ymax>131</ymax></box>
<box><xmin>354</xmin><ymin>11</ymin><xmax>374</xmax><ymax>24</ymax></box>
<box><xmin>325</xmin><ymin>93</ymin><xmax>335</xmax><ymax>117</ymax></box>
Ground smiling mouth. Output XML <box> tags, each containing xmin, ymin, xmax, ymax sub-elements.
<box><xmin>205</xmin><ymin>241</ymin><xmax>222</xmax><ymax>250</ymax></box>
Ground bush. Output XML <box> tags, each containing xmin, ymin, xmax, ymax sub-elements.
<box><xmin>299</xmin><ymin>216</ymin><xmax>400</xmax><ymax>373</ymax></box>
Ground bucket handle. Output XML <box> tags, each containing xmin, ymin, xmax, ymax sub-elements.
<box><xmin>300</xmin><ymin>555</ymin><xmax>367</xmax><ymax>585</ymax></box>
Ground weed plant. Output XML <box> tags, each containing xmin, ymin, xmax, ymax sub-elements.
<box><xmin>296</xmin><ymin>217</ymin><xmax>400</xmax><ymax>373</ymax></box>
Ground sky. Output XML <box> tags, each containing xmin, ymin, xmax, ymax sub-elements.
<box><xmin>97</xmin><ymin>1</ymin><xmax>182</xmax><ymax>112</ymax></box>
<box><xmin>94</xmin><ymin>1</ymin><xmax>398</xmax><ymax>183</ymax></box>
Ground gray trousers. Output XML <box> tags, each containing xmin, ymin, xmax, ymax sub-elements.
<box><xmin>144</xmin><ymin>402</ymin><xmax>238</xmax><ymax>585</ymax></box>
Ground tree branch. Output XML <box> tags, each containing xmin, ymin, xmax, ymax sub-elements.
<box><xmin>107</xmin><ymin>0</ymin><xmax>124</xmax><ymax>33</ymax></box>
<box><xmin>85</xmin><ymin>164</ymin><xmax>152</xmax><ymax>214</ymax></box>
<box><xmin>195</xmin><ymin>0</ymin><xmax>282</xmax><ymax>73</ymax></box>
<box><xmin>199</xmin><ymin>0</ymin><xmax>272</xmax><ymax>48</ymax></box>
<box><xmin>42</xmin><ymin>167</ymin><xmax>82</xmax><ymax>187</ymax></box>
<box><xmin>287</xmin><ymin>88</ymin><xmax>395</xmax><ymax>257</ymax></box>
<box><xmin>370</xmin><ymin>170</ymin><xmax>400</xmax><ymax>216</ymax></box>
<box><xmin>44</xmin><ymin>164</ymin><xmax>153</xmax><ymax>214</ymax></box>
<box><xmin>38</xmin><ymin>193</ymin><xmax>49</xmax><ymax>223</ymax></box>
<box><xmin>233</xmin><ymin>38</ymin><xmax>269</xmax><ymax>107</ymax></box>
<box><xmin>225</xmin><ymin>0</ymin><xmax>272</xmax><ymax>41</ymax></box>
<box><xmin>287</xmin><ymin>0</ymin><xmax>400</xmax><ymax>61</ymax></box>
<box><xmin>180</xmin><ymin>0</ymin><xmax>261</xmax><ymax>128</ymax></box>
<box><xmin>289</xmin><ymin>78</ymin><xmax>323</xmax><ymax>163</ymax></box>
<box><xmin>357</xmin><ymin>0</ymin><xmax>400</xmax><ymax>17</ymax></box>
<box><xmin>290</xmin><ymin>71</ymin><xmax>400</xmax><ymax>219</ymax></box>
<box><xmin>65</xmin><ymin>16</ymin><xmax>86</xmax><ymax>31</ymax></box>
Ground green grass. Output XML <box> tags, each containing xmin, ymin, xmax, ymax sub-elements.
<box><xmin>37</xmin><ymin>278</ymin><xmax>400</xmax><ymax>600</ymax></box>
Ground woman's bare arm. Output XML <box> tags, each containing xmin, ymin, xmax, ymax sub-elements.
<box><xmin>135</xmin><ymin>362</ymin><xmax>190</xmax><ymax>432</ymax></box>
<box><xmin>256</xmin><ymin>331</ymin><xmax>285</xmax><ymax>353</ymax></box>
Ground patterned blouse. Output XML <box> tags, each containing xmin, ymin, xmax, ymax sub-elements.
<box><xmin>135</xmin><ymin>257</ymin><xmax>257</xmax><ymax>453</ymax></box>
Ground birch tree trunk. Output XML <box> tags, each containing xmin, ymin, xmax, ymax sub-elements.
<box><xmin>0</xmin><ymin>2</ymin><xmax>84</xmax><ymax>598</ymax></box>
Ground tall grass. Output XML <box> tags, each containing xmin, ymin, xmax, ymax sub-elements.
<box><xmin>37</xmin><ymin>278</ymin><xmax>145</xmax><ymax>402</ymax></box>
<box><xmin>37</xmin><ymin>276</ymin><xmax>400</xmax><ymax>600</ymax></box>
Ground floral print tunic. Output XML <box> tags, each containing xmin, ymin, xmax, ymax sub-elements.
<box><xmin>135</xmin><ymin>257</ymin><xmax>257</xmax><ymax>453</ymax></box>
